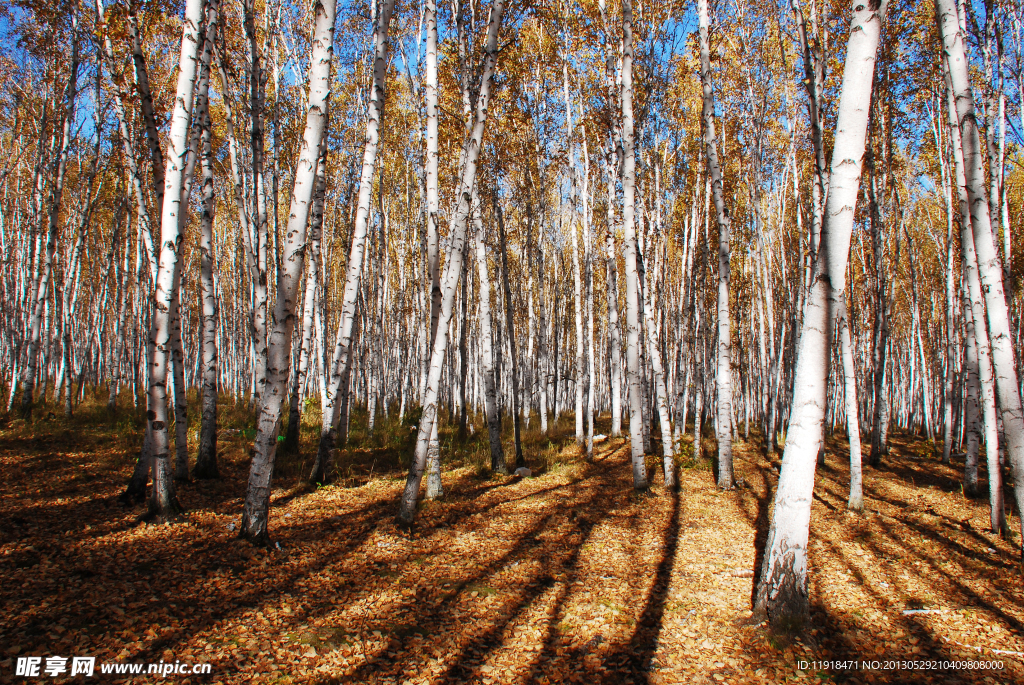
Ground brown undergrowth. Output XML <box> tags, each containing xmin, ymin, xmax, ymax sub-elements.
<box><xmin>1</xmin><ymin>399</ymin><xmax>1021</xmax><ymax>684</ymax></box>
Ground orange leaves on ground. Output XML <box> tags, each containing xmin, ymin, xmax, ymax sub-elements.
<box><xmin>1</xmin><ymin>422</ymin><xmax>1022</xmax><ymax>684</ymax></box>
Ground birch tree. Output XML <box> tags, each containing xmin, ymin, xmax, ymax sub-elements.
<box><xmin>240</xmin><ymin>0</ymin><xmax>337</xmax><ymax>544</ymax></box>
<box><xmin>698</xmin><ymin>0</ymin><xmax>733</xmax><ymax>489</ymax></box>
<box><xmin>309</xmin><ymin>0</ymin><xmax>397</xmax><ymax>485</ymax></box>
<box><xmin>938</xmin><ymin>0</ymin><xmax>1024</xmax><ymax>540</ymax></box>
<box><xmin>620</xmin><ymin>0</ymin><xmax>649</xmax><ymax>491</ymax></box>
<box><xmin>753</xmin><ymin>0</ymin><xmax>887</xmax><ymax>629</ymax></box>
<box><xmin>144</xmin><ymin>0</ymin><xmax>206</xmax><ymax>521</ymax></box>
<box><xmin>398</xmin><ymin>0</ymin><xmax>505</xmax><ymax>525</ymax></box>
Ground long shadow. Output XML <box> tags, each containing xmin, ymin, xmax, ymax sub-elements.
<box><xmin>3</xmin><ymin>445</ymin><xmax>628</xmax><ymax>682</ymax></box>
<box><xmin>315</xmin><ymin>446</ymin><xmax>630</xmax><ymax>684</ymax></box>
<box><xmin>590</xmin><ymin>489</ymin><xmax>682</xmax><ymax>684</ymax></box>
<box><xmin>848</xmin><ymin>487</ymin><xmax>1019</xmax><ymax>572</ymax></box>
<box><xmin>800</xmin><ymin>503</ymin><xmax>1019</xmax><ymax>682</ymax></box>
<box><xmin>733</xmin><ymin>457</ymin><xmax>773</xmax><ymax>607</ymax></box>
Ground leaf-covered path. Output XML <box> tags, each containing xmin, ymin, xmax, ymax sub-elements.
<box><xmin>2</xmin><ymin>420</ymin><xmax>1022</xmax><ymax>684</ymax></box>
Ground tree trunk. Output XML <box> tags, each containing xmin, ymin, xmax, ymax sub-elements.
<box><xmin>620</xmin><ymin>0</ymin><xmax>648</xmax><ymax>491</ymax></box>
<box><xmin>423</xmin><ymin>0</ymin><xmax>445</xmax><ymax>500</ymax></box>
<box><xmin>939</xmin><ymin>39</ymin><xmax>1008</xmax><ymax>536</ymax></box>
<box><xmin>497</xmin><ymin>200</ymin><xmax>525</xmax><ymax>468</ymax></box>
<box><xmin>240</xmin><ymin>0</ymin><xmax>337</xmax><ymax>545</ymax></box>
<box><xmin>458</xmin><ymin>254</ymin><xmax>470</xmax><ymax>440</ymax></box>
<box><xmin>962</xmin><ymin>277</ymin><xmax>982</xmax><ymax>497</ymax></box>
<box><xmin>473</xmin><ymin>190</ymin><xmax>506</xmax><ymax>474</ymax></box>
<box><xmin>284</xmin><ymin>137</ymin><xmax>327</xmax><ymax>454</ymax></box>
<box><xmin>604</xmin><ymin>169</ymin><xmax>623</xmax><ymax>438</ymax></box>
<box><xmin>193</xmin><ymin>0</ymin><xmax>221</xmax><ymax>480</ymax></box>
<box><xmin>753</xmin><ymin>0</ymin><xmax>887</xmax><ymax>630</ymax></box>
<box><xmin>839</xmin><ymin>294</ymin><xmax>863</xmax><ymax>510</ymax></box>
<box><xmin>397</xmin><ymin>0</ymin><xmax>505</xmax><ymax>525</ymax></box>
<box><xmin>311</xmin><ymin>0</ymin><xmax>396</xmax><ymax>484</ymax></box>
<box><xmin>938</xmin><ymin>0</ymin><xmax>1024</xmax><ymax>543</ymax></box>
<box><xmin>243</xmin><ymin>0</ymin><xmax>270</xmax><ymax>408</ymax></box>
<box><xmin>145</xmin><ymin>0</ymin><xmax>206</xmax><ymax>521</ymax></box>
<box><xmin>645</xmin><ymin>157</ymin><xmax>674</xmax><ymax>488</ymax></box>
<box><xmin>698</xmin><ymin>0</ymin><xmax>733</xmax><ymax>489</ymax></box>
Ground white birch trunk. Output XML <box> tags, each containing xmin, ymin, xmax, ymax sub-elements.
<box><xmin>753</xmin><ymin>0</ymin><xmax>887</xmax><ymax>628</ymax></box>
<box><xmin>698</xmin><ymin>0</ymin><xmax>733</xmax><ymax>489</ymax></box>
<box><xmin>941</xmin><ymin>76</ymin><xmax>1004</xmax><ymax>533</ymax></box>
<box><xmin>398</xmin><ymin>0</ymin><xmax>505</xmax><ymax>525</ymax></box>
<box><xmin>146</xmin><ymin>0</ymin><xmax>206</xmax><ymax>520</ymax></box>
<box><xmin>194</xmin><ymin>0</ymin><xmax>219</xmax><ymax>478</ymax></box>
<box><xmin>473</xmin><ymin>191</ymin><xmax>506</xmax><ymax>473</ymax></box>
<box><xmin>240</xmin><ymin>0</ymin><xmax>337</xmax><ymax>544</ymax></box>
<box><xmin>937</xmin><ymin>3</ymin><xmax>1024</xmax><ymax>532</ymax></box>
<box><xmin>310</xmin><ymin>0</ymin><xmax>396</xmax><ymax>484</ymax></box>
<box><xmin>839</xmin><ymin>294</ymin><xmax>863</xmax><ymax>510</ymax></box>
<box><xmin>620</xmin><ymin>0</ymin><xmax>648</xmax><ymax>490</ymax></box>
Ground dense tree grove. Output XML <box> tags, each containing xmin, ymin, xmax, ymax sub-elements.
<box><xmin>4</xmin><ymin>0</ymin><xmax>1024</xmax><ymax>633</ymax></box>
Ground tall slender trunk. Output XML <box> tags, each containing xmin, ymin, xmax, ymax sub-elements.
<box><xmin>940</xmin><ymin>50</ymin><xmax>1007</xmax><ymax>536</ymax></box>
<box><xmin>645</xmin><ymin>157</ymin><xmax>674</xmax><ymax>487</ymax></box>
<box><xmin>962</xmin><ymin>277</ymin><xmax>982</xmax><ymax>496</ymax></box>
<box><xmin>604</xmin><ymin>165</ymin><xmax>623</xmax><ymax>438</ymax></box>
<box><xmin>753</xmin><ymin>0</ymin><xmax>887</xmax><ymax>629</ymax></box>
<box><xmin>193</xmin><ymin>0</ymin><xmax>221</xmax><ymax>480</ymax></box>
<box><xmin>244</xmin><ymin>0</ymin><xmax>270</xmax><ymax>407</ymax></box>
<box><xmin>563</xmin><ymin>59</ymin><xmax>586</xmax><ymax>448</ymax></box>
<box><xmin>698</xmin><ymin>0</ymin><xmax>733</xmax><ymax>489</ymax></box>
<box><xmin>496</xmin><ymin>200</ymin><xmax>524</xmax><ymax>468</ymax></box>
<box><xmin>284</xmin><ymin>138</ymin><xmax>327</xmax><ymax>453</ymax></box>
<box><xmin>170</xmin><ymin>2</ymin><xmax>216</xmax><ymax>482</ymax></box>
<box><xmin>310</xmin><ymin>0</ymin><xmax>396</xmax><ymax>485</ymax></box>
<box><xmin>868</xmin><ymin>156</ymin><xmax>890</xmax><ymax>466</ymax></box>
<box><xmin>583</xmin><ymin>139</ymin><xmax>596</xmax><ymax>457</ymax></box>
<box><xmin>473</xmin><ymin>191</ymin><xmax>505</xmax><ymax>473</ymax></box>
<box><xmin>839</xmin><ymin>293</ymin><xmax>863</xmax><ymax>510</ymax></box>
<box><xmin>239</xmin><ymin>0</ymin><xmax>337</xmax><ymax>545</ymax></box>
<box><xmin>620</xmin><ymin>0</ymin><xmax>648</xmax><ymax>490</ymax></box>
<box><xmin>397</xmin><ymin>0</ymin><xmax>505</xmax><ymax>525</ymax></box>
<box><xmin>423</xmin><ymin>0</ymin><xmax>444</xmax><ymax>500</ymax></box>
<box><xmin>145</xmin><ymin>0</ymin><xmax>206</xmax><ymax>521</ymax></box>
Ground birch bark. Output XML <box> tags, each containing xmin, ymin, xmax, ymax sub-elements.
<box><xmin>604</xmin><ymin>160</ymin><xmax>623</xmax><ymax>437</ymax></box>
<box><xmin>497</xmin><ymin>200</ymin><xmax>524</xmax><ymax>467</ymax></box>
<box><xmin>620</xmin><ymin>0</ymin><xmax>648</xmax><ymax>490</ymax></box>
<box><xmin>940</xmin><ymin>51</ymin><xmax>1007</xmax><ymax>535</ymax></box>
<box><xmin>284</xmin><ymin>137</ymin><xmax>327</xmax><ymax>453</ymax></box>
<box><xmin>423</xmin><ymin>0</ymin><xmax>444</xmax><ymax>499</ymax></box>
<box><xmin>839</xmin><ymin>294</ymin><xmax>863</xmax><ymax>510</ymax></box>
<box><xmin>473</xmin><ymin>191</ymin><xmax>506</xmax><ymax>473</ymax></box>
<box><xmin>240</xmin><ymin>0</ymin><xmax>337</xmax><ymax>544</ymax></box>
<box><xmin>698</xmin><ymin>0</ymin><xmax>733</xmax><ymax>489</ymax></box>
<box><xmin>753</xmin><ymin>0</ymin><xmax>887</xmax><ymax>628</ymax></box>
<box><xmin>962</xmin><ymin>275</ymin><xmax>982</xmax><ymax>497</ymax></box>
<box><xmin>645</xmin><ymin>157</ymin><xmax>675</xmax><ymax>487</ymax></box>
<box><xmin>192</xmin><ymin>0</ymin><xmax>221</xmax><ymax>480</ymax></box>
<box><xmin>145</xmin><ymin>0</ymin><xmax>206</xmax><ymax>520</ymax></box>
<box><xmin>243</xmin><ymin>0</ymin><xmax>270</xmax><ymax>406</ymax></box>
<box><xmin>398</xmin><ymin>0</ymin><xmax>505</xmax><ymax>525</ymax></box>
<box><xmin>309</xmin><ymin>0</ymin><xmax>396</xmax><ymax>484</ymax></box>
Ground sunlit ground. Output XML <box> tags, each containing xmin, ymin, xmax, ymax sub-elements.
<box><xmin>1</xmin><ymin>395</ymin><xmax>1021</xmax><ymax>684</ymax></box>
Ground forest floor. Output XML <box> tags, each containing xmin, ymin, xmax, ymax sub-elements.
<box><xmin>2</xmin><ymin>401</ymin><xmax>1023</xmax><ymax>684</ymax></box>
